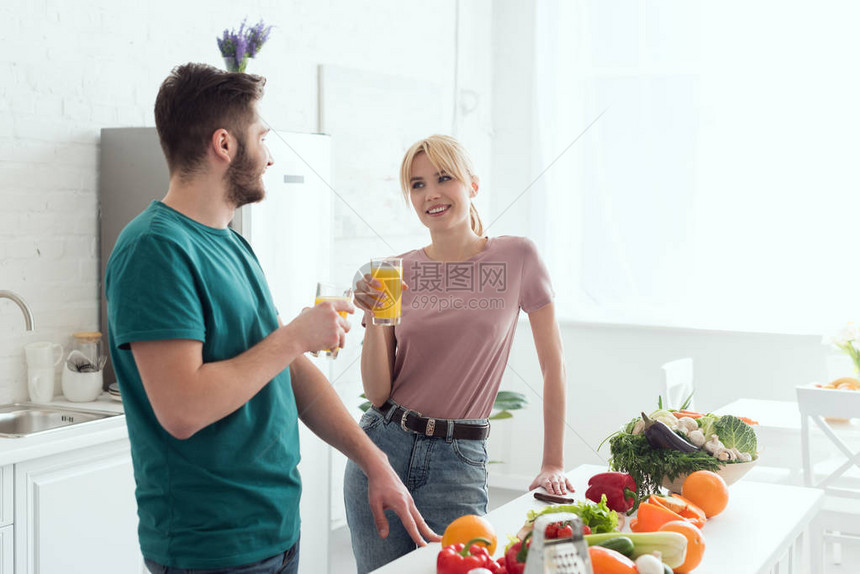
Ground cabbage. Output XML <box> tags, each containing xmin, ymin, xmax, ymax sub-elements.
<box><xmin>713</xmin><ymin>415</ymin><xmax>757</xmax><ymax>457</ymax></box>
<box><xmin>648</xmin><ymin>409</ymin><xmax>678</xmax><ymax>429</ymax></box>
<box><xmin>697</xmin><ymin>414</ymin><xmax>719</xmax><ymax>439</ymax></box>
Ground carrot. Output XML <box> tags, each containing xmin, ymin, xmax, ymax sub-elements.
<box><xmin>672</xmin><ymin>411</ymin><xmax>703</xmax><ymax>419</ymax></box>
<box><xmin>737</xmin><ymin>416</ymin><xmax>759</xmax><ymax>425</ymax></box>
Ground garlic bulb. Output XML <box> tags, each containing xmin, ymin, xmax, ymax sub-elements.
<box><xmin>634</xmin><ymin>554</ymin><xmax>665</xmax><ymax>574</ymax></box>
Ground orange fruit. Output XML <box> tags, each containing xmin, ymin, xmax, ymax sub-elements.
<box><xmin>587</xmin><ymin>545</ymin><xmax>637</xmax><ymax>574</ymax></box>
<box><xmin>682</xmin><ymin>470</ymin><xmax>729</xmax><ymax>518</ymax></box>
<box><xmin>440</xmin><ymin>514</ymin><xmax>497</xmax><ymax>555</ymax></box>
<box><xmin>829</xmin><ymin>376</ymin><xmax>860</xmax><ymax>389</ymax></box>
<box><xmin>659</xmin><ymin>520</ymin><xmax>705</xmax><ymax>573</ymax></box>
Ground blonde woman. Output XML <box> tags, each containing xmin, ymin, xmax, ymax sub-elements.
<box><xmin>344</xmin><ymin>135</ymin><xmax>571</xmax><ymax>572</ymax></box>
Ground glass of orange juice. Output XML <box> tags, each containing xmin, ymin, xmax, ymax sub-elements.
<box><xmin>311</xmin><ymin>282</ymin><xmax>353</xmax><ymax>358</ymax></box>
<box><xmin>369</xmin><ymin>257</ymin><xmax>402</xmax><ymax>326</ymax></box>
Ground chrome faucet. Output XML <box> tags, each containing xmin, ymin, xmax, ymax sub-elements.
<box><xmin>0</xmin><ymin>290</ymin><xmax>35</xmax><ymax>330</ymax></box>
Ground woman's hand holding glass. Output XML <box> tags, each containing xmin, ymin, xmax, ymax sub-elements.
<box><xmin>354</xmin><ymin>274</ymin><xmax>409</xmax><ymax>326</ymax></box>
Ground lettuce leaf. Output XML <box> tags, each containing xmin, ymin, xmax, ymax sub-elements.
<box><xmin>713</xmin><ymin>414</ymin><xmax>757</xmax><ymax>457</ymax></box>
<box><xmin>526</xmin><ymin>494</ymin><xmax>619</xmax><ymax>533</ymax></box>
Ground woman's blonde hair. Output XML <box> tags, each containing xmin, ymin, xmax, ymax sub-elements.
<box><xmin>399</xmin><ymin>134</ymin><xmax>484</xmax><ymax>236</ymax></box>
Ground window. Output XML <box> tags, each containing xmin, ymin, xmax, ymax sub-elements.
<box><xmin>529</xmin><ymin>0</ymin><xmax>860</xmax><ymax>334</ymax></box>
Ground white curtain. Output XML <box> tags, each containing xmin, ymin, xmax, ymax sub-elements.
<box><xmin>530</xmin><ymin>0</ymin><xmax>860</xmax><ymax>334</ymax></box>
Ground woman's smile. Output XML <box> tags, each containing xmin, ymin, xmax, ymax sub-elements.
<box><xmin>426</xmin><ymin>204</ymin><xmax>451</xmax><ymax>216</ymax></box>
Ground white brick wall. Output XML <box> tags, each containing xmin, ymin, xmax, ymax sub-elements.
<box><xmin>0</xmin><ymin>0</ymin><xmax>491</xmax><ymax>400</ymax></box>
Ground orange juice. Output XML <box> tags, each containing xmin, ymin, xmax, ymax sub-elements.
<box><xmin>314</xmin><ymin>296</ymin><xmax>351</xmax><ymax>319</ymax></box>
<box><xmin>370</xmin><ymin>264</ymin><xmax>402</xmax><ymax>325</ymax></box>
<box><xmin>312</xmin><ymin>288</ymin><xmax>352</xmax><ymax>358</ymax></box>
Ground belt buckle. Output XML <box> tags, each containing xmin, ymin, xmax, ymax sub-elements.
<box><xmin>400</xmin><ymin>408</ymin><xmax>422</xmax><ymax>433</ymax></box>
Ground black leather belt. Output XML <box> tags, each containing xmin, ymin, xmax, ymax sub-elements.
<box><xmin>383</xmin><ymin>400</ymin><xmax>490</xmax><ymax>440</ymax></box>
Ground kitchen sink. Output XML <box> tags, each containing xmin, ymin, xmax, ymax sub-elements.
<box><xmin>0</xmin><ymin>403</ymin><xmax>121</xmax><ymax>438</ymax></box>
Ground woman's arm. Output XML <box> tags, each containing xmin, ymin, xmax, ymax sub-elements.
<box><xmin>526</xmin><ymin>302</ymin><xmax>575</xmax><ymax>495</ymax></box>
<box><xmin>360</xmin><ymin>318</ymin><xmax>398</xmax><ymax>406</ymax></box>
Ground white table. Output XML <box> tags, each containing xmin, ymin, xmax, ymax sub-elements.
<box><xmin>372</xmin><ymin>464</ymin><xmax>823</xmax><ymax>574</ymax></box>
<box><xmin>714</xmin><ymin>398</ymin><xmax>860</xmax><ymax>485</ymax></box>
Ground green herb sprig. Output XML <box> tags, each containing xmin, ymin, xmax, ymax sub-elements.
<box><xmin>608</xmin><ymin>432</ymin><xmax>720</xmax><ymax>497</ymax></box>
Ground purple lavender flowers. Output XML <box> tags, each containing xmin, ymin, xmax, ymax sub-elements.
<box><xmin>217</xmin><ymin>19</ymin><xmax>273</xmax><ymax>73</ymax></box>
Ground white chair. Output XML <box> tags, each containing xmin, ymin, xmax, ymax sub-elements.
<box><xmin>661</xmin><ymin>358</ymin><xmax>695</xmax><ymax>411</ymax></box>
<box><xmin>796</xmin><ymin>383</ymin><xmax>860</xmax><ymax>572</ymax></box>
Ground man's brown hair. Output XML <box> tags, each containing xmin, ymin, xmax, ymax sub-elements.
<box><xmin>154</xmin><ymin>63</ymin><xmax>266</xmax><ymax>176</ymax></box>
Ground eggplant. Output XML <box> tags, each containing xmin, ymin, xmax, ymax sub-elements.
<box><xmin>640</xmin><ymin>412</ymin><xmax>699</xmax><ymax>453</ymax></box>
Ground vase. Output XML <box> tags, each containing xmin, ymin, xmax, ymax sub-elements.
<box><xmin>223</xmin><ymin>55</ymin><xmax>249</xmax><ymax>73</ymax></box>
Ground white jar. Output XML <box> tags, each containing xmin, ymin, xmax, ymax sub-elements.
<box><xmin>62</xmin><ymin>367</ymin><xmax>103</xmax><ymax>402</ymax></box>
<box><xmin>70</xmin><ymin>331</ymin><xmax>102</xmax><ymax>368</ymax></box>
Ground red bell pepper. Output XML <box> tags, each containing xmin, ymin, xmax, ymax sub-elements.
<box><xmin>585</xmin><ymin>472</ymin><xmax>639</xmax><ymax>514</ymax></box>
<box><xmin>503</xmin><ymin>536</ymin><xmax>530</xmax><ymax>574</ymax></box>
<box><xmin>437</xmin><ymin>537</ymin><xmax>493</xmax><ymax>574</ymax></box>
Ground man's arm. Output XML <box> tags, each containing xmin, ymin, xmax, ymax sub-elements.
<box><xmin>131</xmin><ymin>300</ymin><xmax>350</xmax><ymax>439</ymax></box>
<box><xmin>289</xmin><ymin>354</ymin><xmax>440</xmax><ymax>545</ymax></box>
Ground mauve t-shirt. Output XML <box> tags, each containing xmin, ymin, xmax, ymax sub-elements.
<box><xmin>388</xmin><ymin>236</ymin><xmax>554</xmax><ymax>419</ymax></box>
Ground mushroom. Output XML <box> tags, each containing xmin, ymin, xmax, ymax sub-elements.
<box><xmin>715</xmin><ymin>447</ymin><xmax>737</xmax><ymax>462</ymax></box>
<box><xmin>676</xmin><ymin>417</ymin><xmax>699</xmax><ymax>433</ymax></box>
<box><xmin>703</xmin><ymin>434</ymin><xmax>724</xmax><ymax>455</ymax></box>
<box><xmin>688</xmin><ymin>429</ymin><xmax>706</xmax><ymax>448</ymax></box>
<box><xmin>631</xmin><ymin>419</ymin><xmax>646</xmax><ymax>435</ymax></box>
<box><xmin>738</xmin><ymin>452</ymin><xmax>753</xmax><ymax>462</ymax></box>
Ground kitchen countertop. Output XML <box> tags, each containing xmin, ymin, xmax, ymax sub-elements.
<box><xmin>373</xmin><ymin>464</ymin><xmax>824</xmax><ymax>574</ymax></box>
<box><xmin>0</xmin><ymin>393</ymin><xmax>128</xmax><ymax>466</ymax></box>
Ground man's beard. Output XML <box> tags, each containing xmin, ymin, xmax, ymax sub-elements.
<box><xmin>225</xmin><ymin>139</ymin><xmax>265</xmax><ymax>208</ymax></box>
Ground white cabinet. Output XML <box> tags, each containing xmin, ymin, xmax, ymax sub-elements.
<box><xmin>0</xmin><ymin>525</ymin><xmax>12</xmax><ymax>573</ymax></box>
<box><xmin>14</xmin><ymin>439</ymin><xmax>143</xmax><ymax>574</ymax></box>
<box><xmin>1</xmin><ymin>465</ymin><xmax>12</xmax><ymax>572</ymax></box>
<box><xmin>0</xmin><ymin>465</ymin><xmax>11</xmax><ymax>527</ymax></box>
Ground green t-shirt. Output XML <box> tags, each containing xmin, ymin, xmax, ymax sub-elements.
<box><xmin>106</xmin><ymin>201</ymin><xmax>301</xmax><ymax>568</ymax></box>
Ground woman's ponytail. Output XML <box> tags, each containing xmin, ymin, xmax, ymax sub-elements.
<box><xmin>469</xmin><ymin>203</ymin><xmax>484</xmax><ymax>236</ymax></box>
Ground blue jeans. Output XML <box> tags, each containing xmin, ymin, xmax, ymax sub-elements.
<box><xmin>144</xmin><ymin>539</ymin><xmax>299</xmax><ymax>574</ymax></box>
<box><xmin>344</xmin><ymin>405</ymin><xmax>489</xmax><ymax>573</ymax></box>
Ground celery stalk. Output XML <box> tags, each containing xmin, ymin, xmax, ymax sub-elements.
<box><xmin>585</xmin><ymin>531</ymin><xmax>688</xmax><ymax>569</ymax></box>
